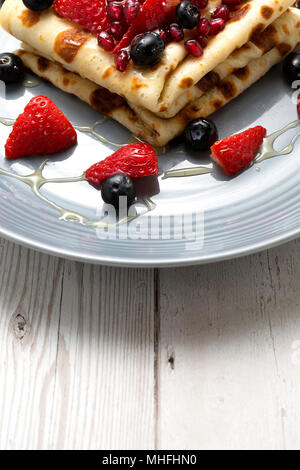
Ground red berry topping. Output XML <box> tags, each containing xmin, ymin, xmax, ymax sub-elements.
<box><xmin>193</xmin><ymin>0</ymin><xmax>208</xmax><ymax>8</ymax></box>
<box><xmin>185</xmin><ymin>39</ymin><xmax>203</xmax><ymax>57</ymax></box>
<box><xmin>124</xmin><ymin>0</ymin><xmax>141</xmax><ymax>23</ymax></box>
<box><xmin>211</xmin><ymin>126</ymin><xmax>267</xmax><ymax>176</ymax></box>
<box><xmin>5</xmin><ymin>96</ymin><xmax>77</xmax><ymax>160</ymax></box>
<box><xmin>211</xmin><ymin>5</ymin><xmax>230</xmax><ymax>21</ymax></box>
<box><xmin>197</xmin><ymin>34</ymin><xmax>208</xmax><ymax>48</ymax></box>
<box><xmin>85</xmin><ymin>143</ymin><xmax>159</xmax><ymax>185</ymax></box>
<box><xmin>107</xmin><ymin>2</ymin><xmax>124</xmax><ymax>22</ymax></box>
<box><xmin>297</xmin><ymin>91</ymin><xmax>300</xmax><ymax>119</ymax></box>
<box><xmin>114</xmin><ymin>0</ymin><xmax>179</xmax><ymax>53</ymax></box>
<box><xmin>110</xmin><ymin>22</ymin><xmax>126</xmax><ymax>40</ymax></box>
<box><xmin>209</xmin><ymin>18</ymin><xmax>225</xmax><ymax>36</ymax></box>
<box><xmin>115</xmin><ymin>49</ymin><xmax>130</xmax><ymax>71</ymax></box>
<box><xmin>222</xmin><ymin>0</ymin><xmax>241</xmax><ymax>6</ymax></box>
<box><xmin>197</xmin><ymin>17</ymin><xmax>210</xmax><ymax>36</ymax></box>
<box><xmin>169</xmin><ymin>23</ymin><xmax>184</xmax><ymax>41</ymax></box>
<box><xmin>98</xmin><ymin>31</ymin><xmax>115</xmax><ymax>51</ymax></box>
<box><xmin>54</xmin><ymin>0</ymin><xmax>110</xmax><ymax>35</ymax></box>
<box><xmin>159</xmin><ymin>28</ymin><xmax>169</xmax><ymax>43</ymax></box>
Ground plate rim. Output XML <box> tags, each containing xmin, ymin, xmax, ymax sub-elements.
<box><xmin>0</xmin><ymin>222</ymin><xmax>299</xmax><ymax>267</ymax></box>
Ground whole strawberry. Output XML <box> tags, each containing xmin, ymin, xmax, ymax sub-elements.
<box><xmin>211</xmin><ymin>126</ymin><xmax>267</xmax><ymax>176</ymax></box>
<box><xmin>5</xmin><ymin>96</ymin><xmax>77</xmax><ymax>159</ymax></box>
<box><xmin>86</xmin><ymin>143</ymin><xmax>159</xmax><ymax>185</ymax></box>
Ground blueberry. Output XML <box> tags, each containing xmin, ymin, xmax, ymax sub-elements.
<box><xmin>184</xmin><ymin>118</ymin><xmax>218</xmax><ymax>151</ymax></box>
<box><xmin>176</xmin><ymin>1</ymin><xmax>200</xmax><ymax>30</ymax></box>
<box><xmin>130</xmin><ymin>32</ymin><xmax>165</xmax><ymax>66</ymax></box>
<box><xmin>22</xmin><ymin>0</ymin><xmax>53</xmax><ymax>11</ymax></box>
<box><xmin>282</xmin><ymin>52</ymin><xmax>300</xmax><ymax>86</ymax></box>
<box><xmin>101</xmin><ymin>174</ymin><xmax>136</xmax><ymax>210</ymax></box>
<box><xmin>0</xmin><ymin>53</ymin><xmax>25</xmax><ymax>84</ymax></box>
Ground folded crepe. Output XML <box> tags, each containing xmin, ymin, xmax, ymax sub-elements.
<box><xmin>0</xmin><ymin>0</ymin><xmax>299</xmax><ymax>145</ymax></box>
<box><xmin>0</xmin><ymin>0</ymin><xmax>296</xmax><ymax>115</ymax></box>
<box><xmin>13</xmin><ymin>7</ymin><xmax>300</xmax><ymax>146</ymax></box>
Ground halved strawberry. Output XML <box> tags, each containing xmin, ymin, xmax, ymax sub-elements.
<box><xmin>54</xmin><ymin>0</ymin><xmax>110</xmax><ymax>36</ymax></box>
<box><xmin>5</xmin><ymin>96</ymin><xmax>77</xmax><ymax>159</ymax></box>
<box><xmin>114</xmin><ymin>0</ymin><xmax>180</xmax><ymax>52</ymax></box>
<box><xmin>86</xmin><ymin>143</ymin><xmax>159</xmax><ymax>185</ymax></box>
<box><xmin>211</xmin><ymin>126</ymin><xmax>267</xmax><ymax>176</ymax></box>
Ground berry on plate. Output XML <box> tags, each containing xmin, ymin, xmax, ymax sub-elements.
<box><xmin>0</xmin><ymin>53</ymin><xmax>25</xmax><ymax>84</ymax></box>
<box><xmin>282</xmin><ymin>52</ymin><xmax>300</xmax><ymax>87</ymax></box>
<box><xmin>85</xmin><ymin>143</ymin><xmax>159</xmax><ymax>185</ymax></box>
<box><xmin>211</xmin><ymin>126</ymin><xmax>267</xmax><ymax>176</ymax></box>
<box><xmin>54</xmin><ymin>0</ymin><xmax>110</xmax><ymax>36</ymax></box>
<box><xmin>101</xmin><ymin>174</ymin><xmax>137</xmax><ymax>210</ymax></box>
<box><xmin>5</xmin><ymin>96</ymin><xmax>77</xmax><ymax>159</ymax></box>
<box><xmin>184</xmin><ymin>118</ymin><xmax>218</xmax><ymax>151</ymax></box>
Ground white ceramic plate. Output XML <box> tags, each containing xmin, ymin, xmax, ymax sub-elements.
<box><xmin>1</xmin><ymin>30</ymin><xmax>300</xmax><ymax>267</ymax></box>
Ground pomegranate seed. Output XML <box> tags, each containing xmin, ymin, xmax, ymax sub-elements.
<box><xmin>193</xmin><ymin>0</ymin><xmax>208</xmax><ymax>8</ymax></box>
<box><xmin>197</xmin><ymin>35</ymin><xmax>208</xmax><ymax>48</ymax></box>
<box><xmin>209</xmin><ymin>18</ymin><xmax>225</xmax><ymax>36</ymax></box>
<box><xmin>211</xmin><ymin>5</ymin><xmax>230</xmax><ymax>21</ymax></box>
<box><xmin>124</xmin><ymin>0</ymin><xmax>140</xmax><ymax>23</ymax></box>
<box><xmin>110</xmin><ymin>22</ymin><xmax>126</xmax><ymax>41</ymax></box>
<box><xmin>159</xmin><ymin>28</ymin><xmax>169</xmax><ymax>43</ymax></box>
<box><xmin>169</xmin><ymin>23</ymin><xmax>184</xmax><ymax>42</ymax></box>
<box><xmin>185</xmin><ymin>39</ymin><xmax>203</xmax><ymax>57</ymax></box>
<box><xmin>115</xmin><ymin>49</ymin><xmax>130</xmax><ymax>72</ymax></box>
<box><xmin>197</xmin><ymin>17</ymin><xmax>210</xmax><ymax>36</ymax></box>
<box><xmin>222</xmin><ymin>0</ymin><xmax>241</xmax><ymax>6</ymax></box>
<box><xmin>107</xmin><ymin>2</ymin><xmax>124</xmax><ymax>21</ymax></box>
<box><xmin>98</xmin><ymin>31</ymin><xmax>115</xmax><ymax>51</ymax></box>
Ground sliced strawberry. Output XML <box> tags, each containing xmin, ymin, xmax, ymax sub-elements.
<box><xmin>54</xmin><ymin>0</ymin><xmax>110</xmax><ymax>36</ymax></box>
<box><xmin>114</xmin><ymin>0</ymin><xmax>180</xmax><ymax>53</ymax></box>
<box><xmin>211</xmin><ymin>126</ymin><xmax>267</xmax><ymax>176</ymax></box>
<box><xmin>5</xmin><ymin>96</ymin><xmax>77</xmax><ymax>159</ymax></box>
<box><xmin>86</xmin><ymin>143</ymin><xmax>158</xmax><ymax>185</ymax></box>
<box><xmin>297</xmin><ymin>91</ymin><xmax>300</xmax><ymax>119</ymax></box>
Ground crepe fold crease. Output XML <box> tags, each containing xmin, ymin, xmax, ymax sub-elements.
<box><xmin>1</xmin><ymin>0</ymin><xmax>299</xmax><ymax>146</ymax></box>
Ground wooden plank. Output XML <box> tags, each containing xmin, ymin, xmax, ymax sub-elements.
<box><xmin>0</xmin><ymin>240</ymin><xmax>155</xmax><ymax>449</ymax></box>
<box><xmin>49</xmin><ymin>262</ymin><xmax>155</xmax><ymax>450</ymax></box>
<box><xmin>158</xmin><ymin>239</ymin><xmax>300</xmax><ymax>450</ymax></box>
<box><xmin>0</xmin><ymin>240</ymin><xmax>64</xmax><ymax>450</ymax></box>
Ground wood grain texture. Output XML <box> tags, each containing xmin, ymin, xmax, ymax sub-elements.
<box><xmin>0</xmin><ymin>239</ymin><xmax>155</xmax><ymax>450</ymax></box>
<box><xmin>1</xmin><ymin>236</ymin><xmax>300</xmax><ymax>449</ymax></box>
<box><xmin>158</xmin><ymin>239</ymin><xmax>300</xmax><ymax>450</ymax></box>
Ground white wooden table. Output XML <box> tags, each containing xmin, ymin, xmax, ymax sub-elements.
<box><xmin>0</xmin><ymin>237</ymin><xmax>300</xmax><ymax>450</ymax></box>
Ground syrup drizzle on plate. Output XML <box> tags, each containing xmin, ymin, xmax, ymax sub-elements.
<box><xmin>0</xmin><ymin>111</ymin><xmax>299</xmax><ymax>228</ymax></box>
<box><xmin>0</xmin><ymin>159</ymin><xmax>155</xmax><ymax>226</ymax></box>
<box><xmin>161</xmin><ymin>120</ymin><xmax>300</xmax><ymax>179</ymax></box>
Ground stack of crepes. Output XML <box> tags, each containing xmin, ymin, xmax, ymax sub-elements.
<box><xmin>0</xmin><ymin>0</ymin><xmax>300</xmax><ymax>146</ymax></box>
